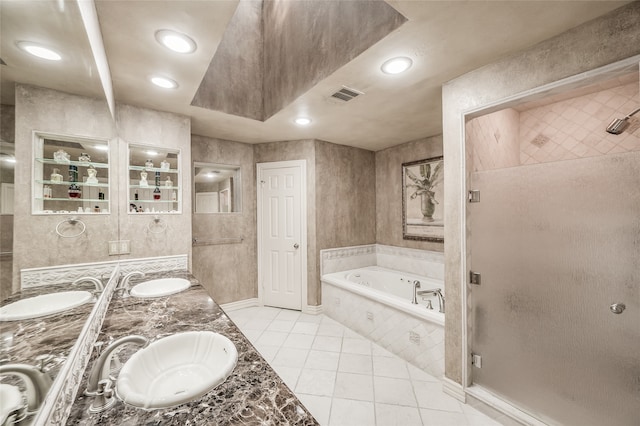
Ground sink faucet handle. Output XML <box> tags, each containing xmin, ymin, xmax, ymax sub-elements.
<box><xmin>98</xmin><ymin>379</ymin><xmax>113</xmax><ymax>398</ymax></box>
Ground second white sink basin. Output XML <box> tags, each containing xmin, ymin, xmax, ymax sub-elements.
<box><xmin>0</xmin><ymin>290</ymin><xmax>93</xmax><ymax>321</ymax></box>
<box><xmin>130</xmin><ymin>278</ymin><xmax>190</xmax><ymax>298</ymax></box>
<box><xmin>116</xmin><ymin>331</ymin><xmax>237</xmax><ymax>410</ymax></box>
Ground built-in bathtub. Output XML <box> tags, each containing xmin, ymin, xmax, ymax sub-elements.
<box><xmin>322</xmin><ymin>265</ymin><xmax>445</xmax><ymax>378</ymax></box>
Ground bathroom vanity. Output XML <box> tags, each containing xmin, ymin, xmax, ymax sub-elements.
<box><xmin>65</xmin><ymin>271</ymin><xmax>318</xmax><ymax>425</ymax></box>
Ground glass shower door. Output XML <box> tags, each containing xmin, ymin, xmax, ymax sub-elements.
<box><xmin>468</xmin><ymin>151</ymin><xmax>640</xmax><ymax>425</ymax></box>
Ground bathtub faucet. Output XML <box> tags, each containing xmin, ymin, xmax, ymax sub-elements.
<box><xmin>411</xmin><ymin>280</ymin><xmax>421</xmax><ymax>304</ymax></box>
<box><xmin>418</xmin><ymin>288</ymin><xmax>445</xmax><ymax>313</ymax></box>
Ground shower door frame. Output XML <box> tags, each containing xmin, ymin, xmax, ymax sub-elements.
<box><xmin>457</xmin><ymin>56</ymin><xmax>640</xmax><ymax>423</ymax></box>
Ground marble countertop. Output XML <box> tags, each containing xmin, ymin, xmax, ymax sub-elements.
<box><xmin>0</xmin><ymin>281</ymin><xmax>101</xmax><ymax>381</ymax></box>
<box><xmin>66</xmin><ymin>271</ymin><xmax>318</xmax><ymax>425</ymax></box>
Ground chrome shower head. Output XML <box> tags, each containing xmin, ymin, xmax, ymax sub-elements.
<box><xmin>606</xmin><ymin>106</ymin><xmax>640</xmax><ymax>135</ymax></box>
<box><xmin>606</xmin><ymin>118</ymin><xmax>629</xmax><ymax>135</ymax></box>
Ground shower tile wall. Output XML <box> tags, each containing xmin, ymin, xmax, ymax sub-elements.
<box><xmin>519</xmin><ymin>79</ymin><xmax>639</xmax><ymax>165</ymax></box>
<box><xmin>467</xmin><ymin>75</ymin><xmax>639</xmax><ymax>172</ymax></box>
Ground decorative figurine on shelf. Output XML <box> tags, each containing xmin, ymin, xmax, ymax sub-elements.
<box><xmin>160</xmin><ymin>160</ymin><xmax>170</xmax><ymax>171</ymax></box>
<box><xmin>145</xmin><ymin>159</ymin><xmax>154</xmax><ymax>169</ymax></box>
<box><xmin>68</xmin><ymin>165</ymin><xmax>81</xmax><ymax>198</ymax></box>
<box><xmin>172</xmin><ymin>190</ymin><xmax>177</xmax><ymax>201</ymax></box>
<box><xmin>85</xmin><ymin>165</ymin><xmax>98</xmax><ymax>185</ymax></box>
<box><xmin>50</xmin><ymin>168</ymin><xmax>63</xmax><ymax>183</ymax></box>
<box><xmin>153</xmin><ymin>171</ymin><xmax>161</xmax><ymax>200</ymax></box>
<box><xmin>54</xmin><ymin>149</ymin><xmax>70</xmax><ymax>164</ymax></box>
<box><xmin>139</xmin><ymin>171</ymin><xmax>149</xmax><ymax>187</ymax></box>
<box><xmin>43</xmin><ymin>185</ymin><xmax>52</xmax><ymax>199</ymax></box>
<box><xmin>164</xmin><ymin>176</ymin><xmax>172</xmax><ymax>188</ymax></box>
<box><xmin>78</xmin><ymin>152</ymin><xmax>91</xmax><ymax>165</ymax></box>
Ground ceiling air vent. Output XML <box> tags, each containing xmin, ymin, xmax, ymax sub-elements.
<box><xmin>331</xmin><ymin>86</ymin><xmax>364</xmax><ymax>102</ymax></box>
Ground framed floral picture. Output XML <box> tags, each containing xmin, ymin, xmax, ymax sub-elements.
<box><xmin>402</xmin><ymin>156</ymin><xmax>444</xmax><ymax>242</ymax></box>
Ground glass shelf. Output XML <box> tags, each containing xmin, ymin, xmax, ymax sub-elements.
<box><xmin>129</xmin><ymin>199</ymin><xmax>178</xmax><ymax>203</ymax></box>
<box><xmin>129</xmin><ymin>185</ymin><xmax>178</xmax><ymax>190</ymax></box>
<box><xmin>35</xmin><ymin>158</ymin><xmax>109</xmax><ymax>169</ymax></box>
<box><xmin>128</xmin><ymin>165</ymin><xmax>178</xmax><ymax>174</ymax></box>
<box><xmin>37</xmin><ymin>197</ymin><xmax>109</xmax><ymax>202</ymax></box>
<box><xmin>36</xmin><ymin>180</ymin><xmax>110</xmax><ymax>188</ymax></box>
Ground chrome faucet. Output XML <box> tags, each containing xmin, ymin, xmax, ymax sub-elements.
<box><xmin>418</xmin><ymin>288</ymin><xmax>445</xmax><ymax>313</ymax></box>
<box><xmin>411</xmin><ymin>280</ymin><xmax>421</xmax><ymax>304</ymax></box>
<box><xmin>115</xmin><ymin>271</ymin><xmax>145</xmax><ymax>297</ymax></box>
<box><xmin>0</xmin><ymin>363</ymin><xmax>53</xmax><ymax>415</ymax></box>
<box><xmin>73</xmin><ymin>276</ymin><xmax>104</xmax><ymax>292</ymax></box>
<box><xmin>85</xmin><ymin>335</ymin><xmax>149</xmax><ymax>413</ymax></box>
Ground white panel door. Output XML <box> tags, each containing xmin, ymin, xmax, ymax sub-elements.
<box><xmin>258</xmin><ymin>162</ymin><xmax>304</xmax><ymax>310</ymax></box>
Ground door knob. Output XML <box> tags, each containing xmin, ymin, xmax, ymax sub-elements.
<box><xmin>610</xmin><ymin>303</ymin><xmax>625</xmax><ymax>314</ymax></box>
<box><xmin>293</xmin><ymin>243</ymin><xmax>299</xmax><ymax>249</ymax></box>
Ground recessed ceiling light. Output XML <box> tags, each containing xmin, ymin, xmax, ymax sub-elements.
<box><xmin>1</xmin><ymin>156</ymin><xmax>16</xmax><ymax>163</ymax></box>
<box><xmin>94</xmin><ymin>145</ymin><xmax>109</xmax><ymax>151</ymax></box>
<box><xmin>295</xmin><ymin>117</ymin><xmax>312</xmax><ymax>126</ymax></box>
<box><xmin>150</xmin><ymin>76</ymin><xmax>178</xmax><ymax>89</ymax></box>
<box><xmin>155</xmin><ymin>30</ymin><xmax>197</xmax><ymax>54</ymax></box>
<box><xmin>17</xmin><ymin>41</ymin><xmax>61</xmax><ymax>61</ymax></box>
<box><xmin>381</xmin><ymin>57</ymin><xmax>413</xmax><ymax>75</ymax></box>
<box><xmin>146</xmin><ymin>150</ymin><xmax>159</xmax><ymax>156</ymax></box>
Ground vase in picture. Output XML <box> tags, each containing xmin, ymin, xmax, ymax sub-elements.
<box><xmin>420</xmin><ymin>193</ymin><xmax>435</xmax><ymax>222</ymax></box>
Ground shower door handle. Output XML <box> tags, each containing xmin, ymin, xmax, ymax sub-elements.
<box><xmin>610</xmin><ymin>303</ymin><xmax>625</xmax><ymax>314</ymax></box>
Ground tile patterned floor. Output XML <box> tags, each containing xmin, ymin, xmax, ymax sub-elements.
<box><xmin>226</xmin><ymin>306</ymin><xmax>501</xmax><ymax>426</ymax></box>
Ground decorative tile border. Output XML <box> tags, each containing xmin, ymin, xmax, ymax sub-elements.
<box><xmin>21</xmin><ymin>255</ymin><xmax>188</xmax><ymax>288</ymax></box>
<box><xmin>320</xmin><ymin>244</ymin><xmax>444</xmax><ymax>280</ymax></box>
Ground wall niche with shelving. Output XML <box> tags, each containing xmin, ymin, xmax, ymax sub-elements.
<box><xmin>33</xmin><ymin>133</ymin><xmax>111</xmax><ymax>215</ymax></box>
<box><xmin>128</xmin><ymin>144</ymin><xmax>181</xmax><ymax>214</ymax></box>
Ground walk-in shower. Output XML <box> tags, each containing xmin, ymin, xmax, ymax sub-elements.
<box><xmin>465</xmin><ymin>67</ymin><xmax>639</xmax><ymax>426</ymax></box>
<box><xmin>605</xmin><ymin>106</ymin><xmax>640</xmax><ymax>134</ymax></box>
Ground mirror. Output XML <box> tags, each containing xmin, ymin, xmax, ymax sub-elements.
<box><xmin>193</xmin><ymin>162</ymin><xmax>241</xmax><ymax>213</ymax></box>
<box><xmin>0</xmin><ymin>0</ymin><xmax>113</xmax><ymax>421</ymax></box>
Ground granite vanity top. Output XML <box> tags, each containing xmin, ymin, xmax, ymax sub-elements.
<box><xmin>66</xmin><ymin>271</ymin><xmax>319</xmax><ymax>425</ymax></box>
<box><xmin>0</xmin><ymin>281</ymin><xmax>100</xmax><ymax>379</ymax></box>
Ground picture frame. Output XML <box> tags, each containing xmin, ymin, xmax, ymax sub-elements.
<box><xmin>402</xmin><ymin>156</ymin><xmax>444</xmax><ymax>242</ymax></box>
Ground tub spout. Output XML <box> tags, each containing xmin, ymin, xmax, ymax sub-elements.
<box><xmin>418</xmin><ymin>288</ymin><xmax>445</xmax><ymax>313</ymax></box>
<box><xmin>85</xmin><ymin>335</ymin><xmax>149</xmax><ymax>412</ymax></box>
<box><xmin>411</xmin><ymin>280</ymin><xmax>421</xmax><ymax>304</ymax></box>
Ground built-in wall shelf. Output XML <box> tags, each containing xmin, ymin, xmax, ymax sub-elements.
<box><xmin>32</xmin><ymin>133</ymin><xmax>111</xmax><ymax>215</ymax></box>
<box><xmin>127</xmin><ymin>144</ymin><xmax>181</xmax><ymax>214</ymax></box>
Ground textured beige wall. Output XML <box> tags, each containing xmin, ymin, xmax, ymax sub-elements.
<box><xmin>115</xmin><ymin>104</ymin><xmax>192</xmax><ymax>267</ymax></box>
<box><xmin>375</xmin><ymin>135</ymin><xmax>444</xmax><ymax>252</ymax></box>
<box><xmin>0</xmin><ymin>104</ymin><xmax>14</xmax><ymax>300</ymax></box>
<box><xmin>442</xmin><ymin>2</ymin><xmax>640</xmax><ymax>386</ymax></box>
<box><xmin>191</xmin><ymin>135</ymin><xmax>257</xmax><ymax>304</ymax></box>
<box><xmin>13</xmin><ymin>85</ymin><xmax>117</xmax><ymax>288</ymax></box>
<box><xmin>315</xmin><ymin>140</ymin><xmax>376</xmax><ymax>303</ymax></box>
<box><xmin>254</xmin><ymin>140</ymin><xmax>318</xmax><ymax>306</ymax></box>
<box><xmin>12</xmin><ymin>86</ymin><xmax>192</xmax><ymax>289</ymax></box>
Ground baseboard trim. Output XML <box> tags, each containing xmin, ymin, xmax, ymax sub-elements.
<box><xmin>303</xmin><ymin>304</ymin><xmax>323</xmax><ymax>315</ymax></box>
<box><xmin>442</xmin><ymin>377</ymin><xmax>466</xmax><ymax>402</ymax></box>
<box><xmin>466</xmin><ymin>385</ymin><xmax>548</xmax><ymax>426</ymax></box>
<box><xmin>220</xmin><ymin>298</ymin><xmax>259</xmax><ymax>312</ymax></box>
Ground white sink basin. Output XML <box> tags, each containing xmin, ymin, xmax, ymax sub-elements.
<box><xmin>130</xmin><ymin>278</ymin><xmax>191</xmax><ymax>298</ymax></box>
<box><xmin>116</xmin><ymin>331</ymin><xmax>237</xmax><ymax>410</ymax></box>
<box><xmin>0</xmin><ymin>290</ymin><xmax>93</xmax><ymax>321</ymax></box>
<box><xmin>0</xmin><ymin>384</ymin><xmax>24</xmax><ymax>424</ymax></box>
